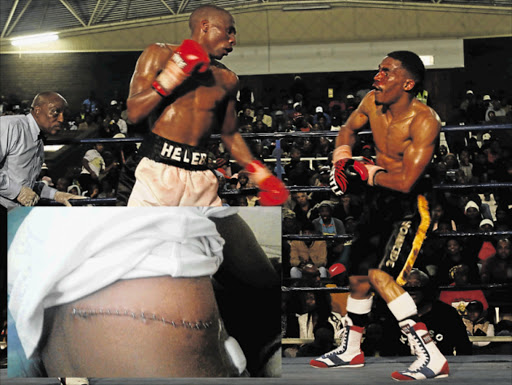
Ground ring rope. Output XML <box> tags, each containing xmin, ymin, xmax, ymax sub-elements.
<box><xmin>40</xmin><ymin>198</ymin><xmax>117</xmax><ymax>206</ymax></box>
<box><xmin>44</xmin><ymin>123</ymin><xmax>512</xmax><ymax>144</ymax></box>
<box><xmin>282</xmin><ymin>336</ymin><xmax>512</xmax><ymax>345</ymax></box>
<box><xmin>217</xmin><ymin>183</ymin><xmax>512</xmax><ymax>198</ymax></box>
<box><xmin>283</xmin><ymin>230</ymin><xmax>512</xmax><ymax>241</ymax></box>
<box><xmin>281</xmin><ymin>283</ymin><xmax>512</xmax><ymax>292</ymax></box>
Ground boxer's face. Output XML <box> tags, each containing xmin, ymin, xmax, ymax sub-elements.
<box><xmin>205</xmin><ymin>12</ymin><xmax>236</xmax><ymax>59</ymax></box>
<box><xmin>373</xmin><ymin>57</ymin><xmax>414</xmax><ymax>106</ymax></box>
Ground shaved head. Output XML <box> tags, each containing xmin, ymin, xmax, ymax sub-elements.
<box><xmin>189</xmin><ymin>5</ymin><xmax>231</xmax><ymax>33</ymax></box>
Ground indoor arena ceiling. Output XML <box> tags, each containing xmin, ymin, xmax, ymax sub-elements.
<box><xmin>1</xmin><ymin>0</ymin><xmax>511</xmax><ymax>41</ymax></box>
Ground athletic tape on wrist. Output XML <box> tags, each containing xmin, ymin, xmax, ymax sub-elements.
<box><xmin>332</xmin><ymin>145</ymin><xmax>352</xmax><ymax>163</ymax></box>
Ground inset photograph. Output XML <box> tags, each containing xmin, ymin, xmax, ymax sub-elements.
<box><xmin>7</xmin><ymin>206</ymin><xmax>281</xmax><ymax>378</ymax></box>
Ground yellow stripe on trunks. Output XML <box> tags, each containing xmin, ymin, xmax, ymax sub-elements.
<box><xmin>396</xmin><ymin>194</ymin><xmax>430</xmax><ymax>286</ymax></box>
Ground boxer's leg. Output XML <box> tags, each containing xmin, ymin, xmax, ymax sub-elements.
<box><xmin>310</xmin><ymin>275</ymin><xmax>371</xmax><ymax>369</ymax></box>
<box><xmin>210</xmin><ymin>214</ymin><xmax>280</xmax><ymax>376</ymax></box>
<box><xmin>369</xmin><ymin>269</ymin><xmax>449</xmax><ymax>381</ymax></box>
<box><xmin>40</xmin><ymin>276</ymin><xmax>242</xmax><ymax>377</ymax></box>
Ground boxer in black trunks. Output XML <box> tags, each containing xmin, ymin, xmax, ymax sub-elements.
<box><xmin>311</xmin><ymin>51</ymin><xmax>449</xmax><ymax>381</ymax></box>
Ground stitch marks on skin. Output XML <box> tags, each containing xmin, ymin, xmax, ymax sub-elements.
<box><xmin>71</xmin><ymin>307</ymin><xmax>214</xmax><ymax>330</ymax></box>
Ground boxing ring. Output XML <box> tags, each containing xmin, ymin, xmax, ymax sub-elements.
<box><xmin>5</xmin><ymin>122</ymin><xmax>511</xmax><ymax>383</ymax></box>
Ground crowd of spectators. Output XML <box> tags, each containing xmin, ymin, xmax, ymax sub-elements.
<box><xmin>1</xmin><ymin>86</ymin><xmax>511</xmax><ymax>359</ymax></box>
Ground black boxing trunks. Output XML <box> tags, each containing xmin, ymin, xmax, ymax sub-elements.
<box><xmin>138</xmin><ymin>132</ymin><xmax>209</xmax><ymax>171</ymax></box>
<box><xmin>378</xmin><ymin>194</ymin><xmax>431</xmax><ymax>285</ymax></box>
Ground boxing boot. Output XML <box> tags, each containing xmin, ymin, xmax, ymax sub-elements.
<box><xmin>309</xmin><ymin>325</ymin><xmax>365</xmax><ymax>369</ymax></box>
<box><xmin>391</xmin><ymin>319</ymin><xmax>449</xmax><ymax>381</ymax></box>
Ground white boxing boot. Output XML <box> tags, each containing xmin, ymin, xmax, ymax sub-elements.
<box><xmin>310</xmin><ymin>325</ymin><xmax>365</xmax><ymax>369</ymax></box>
<box><xmin>391</xmin><ymin>319</ymin><xmax>449</xmax><ymax>381</ymax></box>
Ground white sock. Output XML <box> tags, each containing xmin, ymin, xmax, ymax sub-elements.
<box><xmin>387</xmin><ymin>292</ymin><xmax>417</xmax><ymax>322</ymax></box>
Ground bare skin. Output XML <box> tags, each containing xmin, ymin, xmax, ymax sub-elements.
<box><xmin>335</xmin><ymin>55</ymin><xmax>441</xmax><ymax>304</ymax></box>
<box><xmin>41</xmin><ymin>276</ymin><xmax>238</xmax><ymax>377</ymax></box>
<box><xmin>126</xmin><ymin>7</ymin><xmax>253</xmax><ymax>167</ymax></box>
<box><xmin>336</xmin><ymin>57</ymin><xmax>441</xmax><ymax>194</ymax></box>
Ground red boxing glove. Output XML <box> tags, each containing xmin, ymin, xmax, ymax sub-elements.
<box><xmin>172</xmin><ymin>39</ymin><xmax>210</xmax><ymax>75</ymax></box>
<box><xmin>245</xmin><ymin>160</ymin><xmax>289</xmax><ymax>206</ymax></box>
<box><xmin>153</xmin><ymin>40</ymin><xmax>210</xmax><ymax>97</ymax></box>
<box><xmin>330</xmin><ymin>145</ymin><xmax>369</xmax><ymax>195</ymax></box>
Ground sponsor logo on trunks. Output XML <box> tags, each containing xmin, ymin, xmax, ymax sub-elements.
<box><xmin>386</xmin><ymin>221</ymin><xmax>412</xmax><ymax>268</ymax></box>
<box><xmin>160</xmin><ymin>142</ymin><xmax>207</xmax><ymax>166</ymax></box>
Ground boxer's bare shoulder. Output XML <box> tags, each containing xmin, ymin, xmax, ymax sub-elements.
<box><xmin>211</xmin><ymin>60</ymin><xmax>238</xmax><ymax>94</ymax></box>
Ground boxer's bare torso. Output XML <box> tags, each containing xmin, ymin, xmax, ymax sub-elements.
<box><xmin>336</xmin><ymin>55</ymin><xmax>441</xmax><ymax>193</ymax></box>
<box><xmin>128</xmin><ymin>43</ymin><xmax>238</xmax><ymax>147</ymax></box>
<box><xmin>362</xmin><ymin>90</ymin><xmax>441</xmax><ymax>176</ymax></box>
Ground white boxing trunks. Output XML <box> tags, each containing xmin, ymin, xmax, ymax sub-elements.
<box><xmin>127</xmin><ymin>133</ymin><xmax>221</xmax><ymax>206</ymax></box>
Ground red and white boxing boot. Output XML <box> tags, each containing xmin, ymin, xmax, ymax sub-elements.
<box><xmin>391</xmin><ymin>320</ymin><xmax>449</xmax><ymax>381</ymax></box>
<box><xmin>309</xmin><ymin>325</ymin><xmax>365</xmax><ymax>369</ymax></box>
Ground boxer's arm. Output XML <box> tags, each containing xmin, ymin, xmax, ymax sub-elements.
<box><xmin>373</xmin><ymin>111</ymin><xmax>440</xmax><ymax>193</ymax></box>
<box><xmin>126</xmin><ymin>44</ymin><xmax>171</xmax><ymax>124</ymax></box>
<box><xmin>220</xmin><ymin>82</ymin><xmax>254</xmax><ymax>168</ymax></box>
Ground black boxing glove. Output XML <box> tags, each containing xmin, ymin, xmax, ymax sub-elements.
<box><xmin>329</xmin><ymin>145</ymin><xmax>369</xmax><ymax>195</ymax></box>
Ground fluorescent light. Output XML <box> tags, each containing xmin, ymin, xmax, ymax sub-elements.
<box><xmin>11</xmin><ymin>32</ymin><xmax>59</xmax><ymax>46</ymax></box>
<box><xmin>420</xmin><ymin>55</ymin><xmax>434</xmax><ymax>66</ymax></box>
<box><xmin>282</xmin><ymin>4</ymin><xmax>331</xmax><ymax>11</ymax></box>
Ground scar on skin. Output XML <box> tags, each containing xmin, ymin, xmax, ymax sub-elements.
<box><xmin>71</xmin><ymin>307</ymin><xmax>214</xmax><ymax>330</ymax></box>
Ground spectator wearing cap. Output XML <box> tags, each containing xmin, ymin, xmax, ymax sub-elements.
<box><xmin>312</xmin><ymin>106</ymin><xmax>331</xmax><ymax>128</ymax></box>
<box><xmin>283</xmin><ymin>208</ymin><xmax>300</xmax><ymax>236</ymax></box>
<box><xmin>378</xmin><ymin>269</ymin><xmax>472</xmax><ymax>356</ymax></box>
<box><xmin>457</xmin><ymin>200</ymin><xmax>483</xmax><ymax>232</ymax></box>
<box><xmin>289</xmin><ymin>221</ymin><xmax>328</xmax><ymax>279</ymax></box>
<box><xmin>475</xmin><ymin>218</ymin><xmax>497</xmax><ymax>265</ymax></box>
<box><xmin>463</xmin><ymin>300</ymin><xmax>495</xmax><ymax>349</ymax></box>
<box><xmin>343</xmin><ymin>94</ymin><xmax>356</xmax><ymax>123</ymax></box>
<box><xmin>312</xmin><ymin>201</ymin><xmax>346</xmax><ymax>236</ymax></box>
